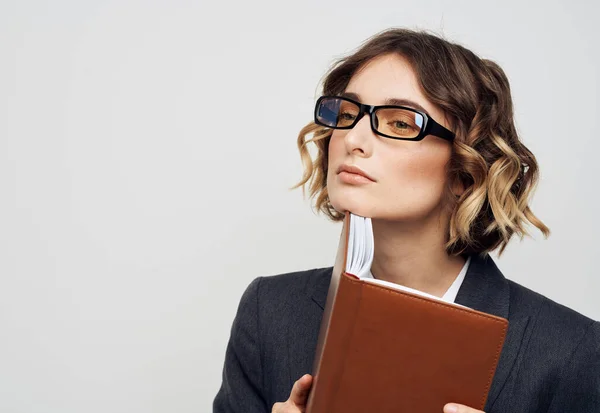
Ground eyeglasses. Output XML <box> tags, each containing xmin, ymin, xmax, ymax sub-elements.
<box><xmin>314</xmin><ymin>95</ymin><xmax>455</xmax><ymax>142</ymax></box>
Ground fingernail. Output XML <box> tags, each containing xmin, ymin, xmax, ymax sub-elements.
<box><xmin>444</xmin><ymin>404</ymin><xmax>458</xmax><ymax>413</ymax></box>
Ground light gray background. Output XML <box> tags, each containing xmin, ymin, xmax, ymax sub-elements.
<box><xmin>1</xmin><ymin>0</ymin><xmax>598</xmax><ymax>412</ymax></box>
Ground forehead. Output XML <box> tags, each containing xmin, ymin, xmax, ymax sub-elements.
<box><xmin>344</xmin><ymin>53</ymin><xmax>438</xmax><ymax>115</ymax></box>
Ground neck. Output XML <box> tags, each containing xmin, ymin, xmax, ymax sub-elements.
<box><xmin>369</xmin><ymin>214</ymin><xmax>466</xmax><ymax>298</ymax></box>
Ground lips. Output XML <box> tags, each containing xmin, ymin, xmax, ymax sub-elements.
<box><xmin>336</xmin><ymin>164</ymin><xmax>376</xmax><ymax>182</ymax></box>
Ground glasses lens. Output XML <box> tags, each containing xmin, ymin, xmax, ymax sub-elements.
<box><xmin>316</xmin><ymin>97</ymin><xmax>360</xmax><ymax>128</ymax></box>
<box><xmin>375</xmin><ymin>108</ymin><xmax>424</xmax><ymax>139</ymax></box>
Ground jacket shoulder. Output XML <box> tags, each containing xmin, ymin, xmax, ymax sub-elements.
<box><xmin>505</xmin><ymin>280</ymin><xmax>600</xmax><ymax>412</ymax></box>
<box><xmin>246</xmin><ymin>266</ymin><xmax>332</xmax><ymax>321</ymax></box>
<box><xmin>507</xmin><ymin>278</ymin><xmax>598</xmax><ymax>369</ymax></box>
<box><xmin>507</xmin><ymin>278</ymin><xmax>597</xmax><ymax>327</ymax></box>
<box><xmin>257</xmin><ymin>266</ymin><xmax>332</xmax><ymax>298</ymax></box>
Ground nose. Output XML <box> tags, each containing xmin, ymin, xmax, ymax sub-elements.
<box><xmin>343</xmin><ymin>111</ymin><xmax>374</xmax><ymax>157</ymax></box>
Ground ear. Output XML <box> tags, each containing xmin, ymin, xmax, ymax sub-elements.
<box><xmin>450</xmin><ymin>175</ymin><xmax>466</xmax><ymax>197</ymax></box>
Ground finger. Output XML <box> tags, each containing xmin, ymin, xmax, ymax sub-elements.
<box><xmin>443</xmin><ymin>403</ymin><xmax>485</xmax><ymax>413</ymax></box>
<box><xmin>289</xmin><ymin>374</ymin><xmax>313</xmax><ymax>406</ymax></box>
<box><xmin>271</xmin><ymin>401</ymin><xmax>283</xmax><ymax>413</ymax></box>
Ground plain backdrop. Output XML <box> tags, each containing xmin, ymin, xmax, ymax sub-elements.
<box><xmin>1</xmin><ymin>0</ymin><xmax>598</xmax><ymax>411</ymax></box>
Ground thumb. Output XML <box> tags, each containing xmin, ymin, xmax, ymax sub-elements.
<box><xmin>290</xmin><ymin>374</ymin><xmax>313</xmax><ymax>406</ymax></box>
<box><xmin>444</xmin><ymin>403</ymin><xmax>485</xmax><ymax>413</ymax></box>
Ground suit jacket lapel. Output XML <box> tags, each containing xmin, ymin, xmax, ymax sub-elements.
<box><xmin>454</xmin><ymin>253</ymin><xmax>510</xmax><ymax>318</ymax></box>
<box><xmin>295</xmin><ymin>254</ymin><xmax>529</xmax><ymax>411</ymax></box>
<box><xmin>454</xmin><ymin>254</ymin><xmax>530</xmax><ymax>411</ymax></box>
<box><xmin>287</xmin><ymin>269</ymin><xmax>332</xmax><ymax>390</ymax></box>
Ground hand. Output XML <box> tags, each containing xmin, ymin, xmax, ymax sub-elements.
<box><xmin>272</xmin><ymin>374</ymin><xmax>313</xmax><ymax>413</ymax></box>
<box><xmin>443</xmin><ymin>403</ymin><xmax>485</xmax><ymax>413</ymax></box>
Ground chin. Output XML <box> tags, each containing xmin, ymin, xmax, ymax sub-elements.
<box><xmin>329</xmin><ymin>190</ymin><xmax>438</xmax><ymax>222</ymax></box>
<box><xmin>329</xmin><ymin>193</ymin><xmax>376</xmax><ymax>219</ymax></box>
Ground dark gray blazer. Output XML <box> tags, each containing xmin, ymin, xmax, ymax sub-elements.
<box><xmin>213</xmin><ymin>253</ymin><xmax>600</xmax><ymax>412</ymax></box>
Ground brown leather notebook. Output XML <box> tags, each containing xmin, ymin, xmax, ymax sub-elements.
<box><xmin>305</xmin><ymin>211</ymin><xmax>508</xmax><ymax>413</ymax></box>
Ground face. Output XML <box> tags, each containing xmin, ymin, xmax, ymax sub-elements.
<box><xmin>326</xmin><ymin>53</ymin><xmax>454</xmax><ymax>223</ymax></box>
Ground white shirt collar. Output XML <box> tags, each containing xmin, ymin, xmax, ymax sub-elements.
<box><xmin>363</xmin><ymin>256</ymin><xmax>471</xmax><ymax>303</ymax></box>
<box><xmin>441</xmin><ymin>255</ymin><xmax>471</xmax><ymax>302</ymax></box>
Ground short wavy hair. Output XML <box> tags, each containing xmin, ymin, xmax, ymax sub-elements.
<box><xmin>293</xmin><ymin>27</ymin><xmax>550</xmax><ymax>257</ymax></box>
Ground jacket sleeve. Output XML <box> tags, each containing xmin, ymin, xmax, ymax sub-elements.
<box><xmin>546</xmin><ymin>320</ymin><xmax>600</xmax><ymax>412</ymax></box>
<box><xmin>213</xmin><ymin>277</ymin><xmax>269</xmax><ymax>413</ymax></box>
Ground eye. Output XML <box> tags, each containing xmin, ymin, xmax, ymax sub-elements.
<box><xmin>339</xmin><ymin>112</ymin><xmax>356</xmax><ymax>120</ymax></box>
<box><xmin>389</xmin><ymin>120</ymin><xmax>415</xmax><ymax>130</ymax></box>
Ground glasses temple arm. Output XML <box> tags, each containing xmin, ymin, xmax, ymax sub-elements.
<box><xmin>426</xmin><ymin>119</ymin><xmax>455</xmax><ymax>142</ymax></box>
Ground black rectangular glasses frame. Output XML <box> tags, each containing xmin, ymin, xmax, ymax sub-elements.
<box><xmin>314</xmin><ymin>95</ymin><xmax>455</xmax><ymax>142</ymax></box>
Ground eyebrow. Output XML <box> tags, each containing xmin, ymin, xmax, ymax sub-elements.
<box><xmin>340</xmin><ymin>92</ymin><xmax>430</xmax><ymax>115</ymax></box>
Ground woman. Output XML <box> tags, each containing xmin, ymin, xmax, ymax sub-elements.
<box><xmin>213</xmin><ymin>28</ymin><xmax>599</xmax><ymax>413</ymax></box>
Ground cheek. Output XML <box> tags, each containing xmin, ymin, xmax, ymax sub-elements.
<box><xmin>327</xmin><ymin>134</ymin><xmax>343</xmax><ymax>177</ymax></box>
<box><xmin>383</xmin><ymin>143</ymin><xmax>451</xmax><ymax>200</ymax></box>
<box><xmin>328</xmin><ymin>133</ymin><xmax>344</xmax><ymax>160</ymax></box>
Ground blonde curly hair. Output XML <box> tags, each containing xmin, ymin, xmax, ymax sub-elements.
<box><xmin>293</xmin><ymin>28</ymin><xmax>550</xmax><ymax>257</ymax></box>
